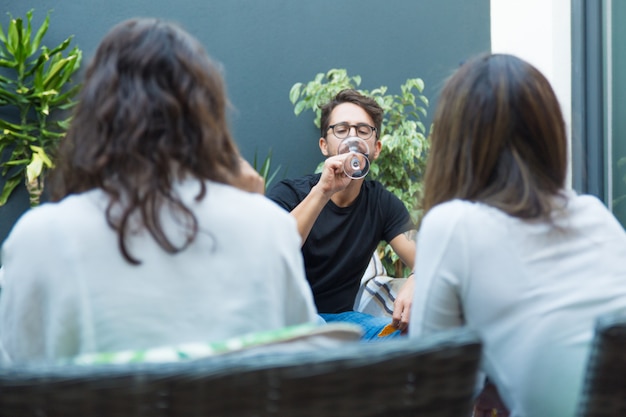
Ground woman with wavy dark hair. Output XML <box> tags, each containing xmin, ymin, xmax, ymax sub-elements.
<box><xmin>0</xmin><ymin>18</ymin><xmax>318</xmax><ymax>363</ymax></box>
<box><xmin>409</xmin><ymin>53</ymin><xmax>626</xmax><ymax>416</ymax></box>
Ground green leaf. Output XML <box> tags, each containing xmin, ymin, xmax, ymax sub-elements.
<box><xmin>265</xmin><ymin>166</ymin><xmax>281</xmax><ymax>189</ymax></box>
<box><xmin>0</xmin><ymin>18</ymin><xmax>7</xmax><ymax>44</ymax></box>
<box><xmin>289</xmin><ymin>83</ymin><xmax>302</xmax><ymax>104</ymax></box>
<box><xmin>2</xmin><ymin>158</ymin><xmax>31</xmax><ymax>166</ymax></box>
<box><xmin>0</xmin><ymin>118</ymin><xmax>24</xmax><ymax>131</ymax></box>
<box><xmin>326</xmin><ymin>68</ymin><xmax>345</xmax><ymax>80</ymax></box>
<box><xmin>294</xmin><ymin>99</ymin><xmax>307</xmax><ymax>116</ymax></box>
<box><xmin>26</xmin><ymin>154</ymin><xmax>43</xmax><ymax>183</ymax></box>
<box><xmin>0</xmin><ymin>58</ymin><xmax>17</xmax><ymax>68</ymax></box>
<box><xmin>0</xmin><ymin>175</ymin><xmax>22</xmax><ymax>206</ymax></box>
<box><xmin>56</xmin><ymin>118</ymin><xmax>72</xmax><ymax>129</ymax></box>
<box><xmin>55</xmin><ymin>49</ymin><xmax>81</xmax><ymax>86</ymax></box>
<box><xmin>23</xmin><ymin>53</ymin><xmax>47</xmax><ymax>78</ymax></box>
<box><xmin>30</xmin><ymin>11</ymin><xmax>49</xmax><ymax>55</ymax></box>
<box><xmin>39</xmin><ymin>128</ymin><xmax>65</xmax><ymax>140</ymax></box>
<box><xmin>6</xmin><ymin>17</ymin><xmax>19</xmax><ymax>56</ymax></box>
<box><xmin>45</xmin><ymin>35</ymin><xmax>72</xmax><ymax>57</ymax></box>
<box><xmin>253</xmin><ymin>148</ymin><xmax>283</xmax><ymax>191</ymax></box>
<box><xmin>0</xmin><ymin>87</ymin><xmax>23</xmax><ymax>102</ymax></box>
<box><xmin>23</xmin><ymin>10</ymin><xmax>33</xmax><ymax>56</ymax></box>
<box><xmin>13</xmin><ymin>17</ymin><xmax>26</xmax><ymax>71</ymax></box>
<box><xmin>42</xmin><ymin>56</ymin><xmax>72</xmax><ymax>89</ymax></box>
<box><xmin>1</xmin><ymin>129</ymin><xmax>35</xmax><ymax>141</ymax></box>
<box><xmin>54</xmin><ymin>91</ymin><xmax>81</xmax><ymax>108</ymax></box>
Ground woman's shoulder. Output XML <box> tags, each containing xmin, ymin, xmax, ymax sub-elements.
<box><xmin>420</xmin><ymin>199</ymin><xmax>502</xmax><ymax>237</ymax></box>
<box><xmin>15</xmin><ymin>192</ymin><xmax>98</xmax><ymax>225</ymax></box>
<box><xmin>199</xmin><ymin>182</ymin><xmax>300</xmax><ymax>246</ymax></box>
<box><xmin>205</xmin><ymin>181</ymin><xmax>296</xmax><ymax>222</ymax></box>
<box><xmin>568</xmin><ymin>190</ymin><xmax>607</xmax><ymax>209</ymax></box>
<box><xmin>563</xmin><ymin>190</ymin><xmax>625</xmax><ymax>227</ymax></box>
<box><xmin>425</xmin><ymin>199</ymin><xmax>488</xmax><ymax>221</ymax></box>
<box><xmin>3</xmin><ymin>191</ymin><xmax>102</xmax><ymax>250</ymax></box>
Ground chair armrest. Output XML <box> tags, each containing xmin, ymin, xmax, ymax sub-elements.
<box><xmin>575</xmin><ymin>307</ymin><xmax>626</xmax><ymax>417</ymax></box>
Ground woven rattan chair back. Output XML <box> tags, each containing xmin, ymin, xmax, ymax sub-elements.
<box><xmin>0</xmin><ymin>327</ymin><xmax>481</xmax><ymax>417</ymax></box>
<box><xmin>576</xmin><ymin>308</ymin><xmax>626</xmax><ymax>417</ymax></box>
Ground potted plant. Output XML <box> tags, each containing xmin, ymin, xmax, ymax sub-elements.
<box><xmin>289</xmin><ymin>69</ymin><xmax>430</xmax><ymax>276</ymax></box>
<box><xmin>253</xmin><ymin>148</ymin><xmax>284</xmax><ymax>193</ymax></box>
<box><xmin>0</xmin><ymin>9</ymin><xmax>82</xmax><ymax>207</ymax></box>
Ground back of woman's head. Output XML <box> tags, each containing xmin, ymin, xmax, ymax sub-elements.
<box><xmin>422</xmin><ymin>53</ymin><xmax>567</xmax><ymax>220</ymax></box>
<box><xmin>50</xmin><ymin>18</ymin><xmax>241</xmax><ymax>263</ymax></box>
<box><xmin>53</xmin><ymin>18</ymin><xmax>239</xmax><ymax>194</ymax></box>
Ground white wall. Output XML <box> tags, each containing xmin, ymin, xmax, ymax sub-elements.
<box><xmin>491</xmin><ymin>0</ymin><xmax>572</xmax><ymax>185</ymax></box>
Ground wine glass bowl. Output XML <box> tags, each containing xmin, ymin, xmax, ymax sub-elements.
<box><xmin>338</xmin><ymin>137</ymin><xmax>370</xmax><ymax>179</ymax></box>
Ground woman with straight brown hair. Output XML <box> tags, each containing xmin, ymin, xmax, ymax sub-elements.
<box><xmin>409</xmin><ymin>53</ymin><xmax>626</xmax><ymax>417</ymax></box>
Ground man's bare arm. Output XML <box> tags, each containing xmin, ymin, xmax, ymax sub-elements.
<box><xmin>291</xmin><ymin>187</ymin><xmax>332</xmax><ymax>244</ymax></box>
<box><xmin>389</xmin><ymin>229</ymin><xmax>417</xmax><ymax>270</ymax></box>
<box><xmin>388</xmin><ymin>229</ymin><xmax>417</xmax><ymax>333</ymax></box>
<box><xmin>290</xmin><ymin>155</ymin><xmax>351</xmax><ymax>244</ymax></box>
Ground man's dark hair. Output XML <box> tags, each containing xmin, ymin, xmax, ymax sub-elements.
<box><xmin>319</xmin><ymin>89</ymin><xmax>383</xmax><ymax>139</ymax></box>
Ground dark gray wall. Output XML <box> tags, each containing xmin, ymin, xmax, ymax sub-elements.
<box><xmin>0</xmin><ymin>0</ymin><xmax>490</xmax><ymax>249</ymax></box>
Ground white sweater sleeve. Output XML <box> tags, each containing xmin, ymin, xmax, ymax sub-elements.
<box><xmin>275</xmin><ymin>214</ymin><xmax>319</xmax><ymax>325</ymax></box>
<box><xmin>0</xmin><ymin>209</ymin><xmax>83</xmax><ymax>363</ymax></box>
<box><xmin>409</xmin><ymin>201</ymin><xmax>468</xmax><ymax>337</ymax></box>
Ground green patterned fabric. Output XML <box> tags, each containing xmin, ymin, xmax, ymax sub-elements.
<box><xmin>71</xmin><ymin>322</ymin><xmax>361</xmax><ymax>365</ymax></box>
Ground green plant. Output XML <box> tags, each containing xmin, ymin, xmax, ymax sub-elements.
<box><xmin>0</xmin><ymin>9</ymin><xmax>82</xmax><ymax>206</ymax></box>
<box><xmin>289</xmin><ymin>68</ymin><xmax>430</xmax><ymax>276</ymax></box>
<box><xmin>253</xmin><ymin>148</ymin><xmax>283</xmax><ymax>192</ymax></box>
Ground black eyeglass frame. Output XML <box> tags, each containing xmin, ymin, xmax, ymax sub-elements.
<box><xmin>326</xmin><ymin>122</ymin><xmax>378</xmax><ymax>140</ymax></box>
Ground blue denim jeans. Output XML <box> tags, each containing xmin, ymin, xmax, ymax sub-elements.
<box><xmin>319</xmin><ymin>311</ymin><xmax>402</xmax><ymax>341</ymax></box>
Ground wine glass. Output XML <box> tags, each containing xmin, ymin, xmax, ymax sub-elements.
<box><xmin>338</xmin><ymin>136</ymin><xmax>370</xmax><ymax>179</ymax></box>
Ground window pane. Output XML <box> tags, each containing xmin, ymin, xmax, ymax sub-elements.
<box><xmin>608</xmin><ymin>0</ymin><xmax>626</xmax><ymax>226</ymax></box>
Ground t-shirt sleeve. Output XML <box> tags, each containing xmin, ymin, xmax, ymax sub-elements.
<box><xmin>381</xmin><ymin>188</ymin><xmax>416</xmax><ymax>243</ymax></box>
<box><xmin>266</xmin><ymin>180</ymin><xmax>303</xmax><ymax>212</ymax></box>
<box><xmin>409</xmin><ymin>201</ymin><xmax>467</xmax><ymax>338</ymax></box>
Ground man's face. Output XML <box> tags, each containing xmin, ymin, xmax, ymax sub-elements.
<box><xmin>319</xmin><ymin>103</ymin><xmax>382</xmax><ymax>160</ymax></box>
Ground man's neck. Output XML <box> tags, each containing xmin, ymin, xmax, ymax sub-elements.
<box><xmin>330</xmin><ymin>179</ymin><xmax>363</xmax><ymax>208</ymax></box>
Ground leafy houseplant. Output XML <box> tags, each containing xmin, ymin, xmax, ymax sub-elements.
<box><xmin>253</xmin><ymin>148</ymin><xmax>283</xmax><ymax>193</ymax></box>
<box><xmin>289</xmin><ymin>69</ymin><xmax>430</xmax><ymax>276</ymax></box>
<box><xmin>0</xmin><ymin>10</ymin><xmax>82</xmax><ymax>206</ymax></box>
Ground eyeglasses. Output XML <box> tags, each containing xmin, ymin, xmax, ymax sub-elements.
<box><xmin>327</xmin><ymin>122</ymin><xmax>377</xmax><ymax>140</ymax></box>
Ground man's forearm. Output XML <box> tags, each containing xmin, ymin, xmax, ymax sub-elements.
<box><xmin>290</xmin><ymin>186</ymin><xmax>331</xmax><ymax>244</ymax></box>
<box><xmin>389</xmin><ymin>230</ymin><xmax>417</xmax><ymax>270</ymax></box>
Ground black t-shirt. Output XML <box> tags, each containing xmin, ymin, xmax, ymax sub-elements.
<box><xmin>267</xmin><ymin>173</ymin><xmax>415</xmax><ymax>313</ymax></box>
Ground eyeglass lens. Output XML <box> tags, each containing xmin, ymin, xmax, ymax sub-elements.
<box><xmin>331</xmin><ymin>123</ymin><xmax>374</xmax><ymax>139</ymax></box>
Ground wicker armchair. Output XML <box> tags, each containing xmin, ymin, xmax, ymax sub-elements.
<box><xmin>0</xmin><ymin>327</ymin><xmax>481</xmax><ymax>417</ymax></box>
<box><xmin>576</xmin><ymin>308</ymin><xmax>626</xmax><ymax>417</ymax></box>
